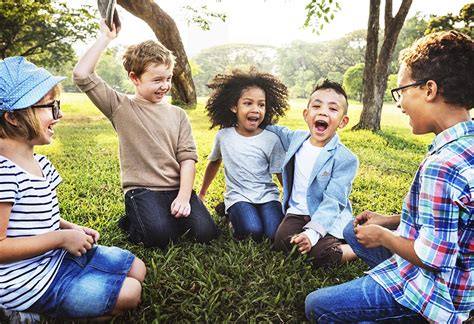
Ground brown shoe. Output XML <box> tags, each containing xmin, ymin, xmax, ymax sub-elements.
<box><xmin>97</xmin><ymin>0</ymin><xmax>121</xmax><ymax>31</ymax></box>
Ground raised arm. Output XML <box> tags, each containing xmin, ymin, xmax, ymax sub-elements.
<box><xmin>73</xmin><ymin>20</ymin><xmax>119</xmax><ymax>79</ymax></box>
<box><xmin>198</xmin><ymin>159</ymin><xmax>222</xmax><ymax>201</ymax></box>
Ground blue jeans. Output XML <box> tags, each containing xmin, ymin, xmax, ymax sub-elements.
<box><xmin>123</xmin><ymin>189</ymin><xmax>220</xmax><ymax>248</ymax></box>
<box><xmin>305</xmin><ymin>275</ymin><xmax>426</xmax><ymax>323</ymax></box>
<box><xmin>29</xmin><ymin>246</ymin><xmax>135</xmax><ymax>318</ymax></box>
<box><xmin>304</xmin><ymin>221</ymin><xmax>426</xmax><ymax>323</ymax></box>
<box><xmin>227</xmin><ymin>201</ymin><xmax>284</xmax><ymax>241</ymax></box>
<box><xmin>342</xmin><ymin>221</ymin><xmax>393</xmax><ymax>268</ymax></box>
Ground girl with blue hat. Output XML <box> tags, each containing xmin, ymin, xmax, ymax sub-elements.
<box><xmin>0</xmin><ymin>56</ymin><xmax>146</xmax><ymax>320</ymax></box>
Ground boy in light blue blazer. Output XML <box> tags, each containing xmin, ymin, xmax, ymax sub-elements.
<box><xmin>266</xmin><ymin>79</ymin><xmax>358</xmax><ymax>267</ymax></box>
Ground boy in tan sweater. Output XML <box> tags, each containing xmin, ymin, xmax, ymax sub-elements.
<box><xmin>73</xmin><ymin>20</ymin><xmax>219</xmax><ymax>248</ymax></box>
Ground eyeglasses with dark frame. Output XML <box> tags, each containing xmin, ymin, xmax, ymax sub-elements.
<box><xmin>390</xmin><ymin>80</ymin><xmax>428</xmax><ymax>102</ymax></box>
<box><xmin>31</xmin><ymin>100</ymin><xmax>61</xmax><ymax>120</ymax></box>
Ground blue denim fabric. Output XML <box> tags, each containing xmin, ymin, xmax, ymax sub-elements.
<box><xmin>342</xmin><ymin>221</ymin><xmax>393</xmax><ymax>268</ymax></box>
<box><xmin>227</xmin><ymin>200</ymin><xmax>284</xmax><ymax>241</ymax></box>
<box><xmin>305</xmin><ymin>275</ymin><xmax>426</xmax><ymax>323</ymax></box>
<box><xmin>28</xmin><ymin>245</ymin><xmax>135</xmax><ymax>319</ymax></box>
<box><xmin>124</xmin><ymin>189</ymin><xmax>219</xmax><ymax>248</ymax></box>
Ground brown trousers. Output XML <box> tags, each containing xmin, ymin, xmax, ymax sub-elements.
<box><xmin>273</xmin><ymin>213</ymin><xmax>344</xmax><ymax>268</ymax></box>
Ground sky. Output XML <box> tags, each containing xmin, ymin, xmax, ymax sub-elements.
<box><xmin>80</xmin><ymin>0</ymin><xmax>469</xmax><ymax>56</ymax></box>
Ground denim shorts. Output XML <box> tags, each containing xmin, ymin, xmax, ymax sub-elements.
<box><xmin>28</xmin><ymin>245</ymin><xmax>135</xmax><ymax>319</ymax></box>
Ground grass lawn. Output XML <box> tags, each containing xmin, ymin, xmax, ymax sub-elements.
<box><xmin>37</xmin><ymin>93</ymin><xmax>435</xmax><ymax>323</ymax></box>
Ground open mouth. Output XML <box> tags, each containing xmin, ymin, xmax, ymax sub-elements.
<box><xmin>247</xmin><ymin>116</ymin><xmax>260</xmax><ymax>123</ymax></box>
<box><xmin>314</xmin><ymin>120</ymin><xmax>328</xmax><ymax>132</ymax></box>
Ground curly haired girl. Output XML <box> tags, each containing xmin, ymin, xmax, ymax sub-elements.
<box><xmin>198</xmin><ymin>68</ymin><xmax>289</xmax><ymax>241</ymax></box>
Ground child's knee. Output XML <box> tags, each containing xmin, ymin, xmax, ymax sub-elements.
<box><xmin>115</xmin><ymin>278</ymin><xmax>142</xmax><ymax>313</ymax></box>
<box><xmin>273</xmin><ymin>228</ymin><xmax>292</xmax><ymax>252</ymax></box>
<box><xmin>192</xmin><ymin>220</ymin><xmax>220</xmax><ymax>243</ymax></box>
<box><xmin>128</xmin><ymin>257</ymin><xmax>146</xmax><ymax>283</ymax></box>
<box><xmin>305</xmin><ymin>290</ymin><xmax>322</xmax><ymax>322</ymax></box>
<box><xmin>343</xmin><ymin>220</ymin><xmax>356</xmax><ymax>243</ymax></box>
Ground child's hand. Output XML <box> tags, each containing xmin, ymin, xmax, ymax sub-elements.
<box><xmin>61</xmin><ymin>229</ymin><xmax>95</xmax><ymax>256</ymax></box>
<box><xmin>290</xmin><ymin>233</ymin><xmax>311</xmax><ymax>254</ymax></box>
<box><xmin>99</xmin><ymin>19</ymin><xmax>120</xmax><ymax>39</ymax></box>
<box><xmin>354</xmin><ymin>224</ymin><xmax>389</xmax><ymax>248</ymax></box>
<box><xmin>353</xmin><ymin>210</ymin><xmax>384</xmax><ymax>227</ymax></box>
<box><xmin>80</xmin><ymin>226</ymin><xmax>100</xmax><ymax>244</ymax></box>
<box><xmin>171</xmin><ymin>196</ymin><xmax>191</xmax><ymax>218</ymax></box>
<box><xmin>67</xmin><ymin>223</ymin><xmax>100</xmax><ymax>244</ymax></box>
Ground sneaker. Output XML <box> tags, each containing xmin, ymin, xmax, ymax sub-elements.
<box><xmin>97</xmin><ymin>0</ymin><xmax>121</xmax><ymax>30</ymax></box>
<box><xmin>0</xmin><ymin>309</ymin><xmax>40</xmax><ymax>324</ymax></box>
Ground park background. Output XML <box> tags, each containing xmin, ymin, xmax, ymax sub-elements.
<box><xmin>1</xmin><ymin>0</ymin><xmax>473</xmax><ymax>322</ymax></box>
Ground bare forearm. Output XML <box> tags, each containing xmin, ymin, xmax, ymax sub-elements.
<box><xmin>178</xmin><ymin>159</ymin><xmax>196</xmax><ymax>200</ymax></box>
<box><xmin>199</xmin><ymin>160</ymin><xmax>221</xmax><ymax>197</ymax></box>
<box><xmin>0</xmin><ymin>231</ymin><xmax>64</xmax><ymax>263</ymax></box>
<box><xmin>380</xmin><ymin>215</ymin><xmax>401</xmax><ymax>230</ymax></box>
<box><xmin>380</xmin><ymin>230</ymin><xmax>433</xmax><ymax>271</ymax></box>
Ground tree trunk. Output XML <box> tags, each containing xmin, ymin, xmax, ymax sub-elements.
<box><xmin>352</xmin><ymin>0</ymin><xmax>413</xmax><ymax>131</ymax></box>
<box><xmin>117</xmin><ymin>0</ymin><xmax>197</xmax><ymax>108</ymax></box>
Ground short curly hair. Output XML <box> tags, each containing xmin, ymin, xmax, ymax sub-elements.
<box><xmin>123</xmin><ymin>40</ymin><xmax>175</xmax><ymax>78</ymax></box>
<box><xmin>206</xmin><ymin>67</ymin><xmax>289</xmax><ymax>129</ymax></box>
<box><xmin>399</xmin><ymin>30</ymin><xmax>473</xmax><ymax>109</ymax></box>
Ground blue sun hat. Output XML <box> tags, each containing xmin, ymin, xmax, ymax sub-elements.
<box><xmin>0</xmin><ymin>56</ymin><xmax>66</xmax><ymax>116</ymax></box>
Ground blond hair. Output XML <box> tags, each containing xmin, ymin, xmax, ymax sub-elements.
<box><xmin>123</xmin><ymin>40</ymin><xmax>176</xmax><ymax>77</ymax></box>
<box><xmin>0</xmin><ymin>85</ymin><xmax>60</xmax><ymax>140</ymax></box>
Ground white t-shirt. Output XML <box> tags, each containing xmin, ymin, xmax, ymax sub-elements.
<box><xmin>208</xmin><ymin>127</ymin><xmax>285</xmax><ymax>211</ymax></box>
<box><xmin>287</xmin><ymin>139</ymin><xmax>322</xmax><ymax>215</ymax></box>
<box><xmin>0</xmin><ymin>154</ymin><xmax>66</xmax><ymax>311</ymax></box>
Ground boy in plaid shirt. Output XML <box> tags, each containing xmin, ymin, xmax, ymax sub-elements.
<box><xmin>305</xmin><ymin>30</ymin><xmax>473</xmax><ymax>323</ymax></box>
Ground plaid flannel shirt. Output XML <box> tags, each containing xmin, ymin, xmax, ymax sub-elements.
<box><xmin>369</xmin><ymin>120</ymin><xmax>474</xmax><ymax>323</ymax></box>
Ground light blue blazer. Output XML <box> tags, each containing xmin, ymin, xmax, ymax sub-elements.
<box><xmin>266</xmin><ymin>125</ymin><xmax>358</xmax><ymax>239</ymax></box>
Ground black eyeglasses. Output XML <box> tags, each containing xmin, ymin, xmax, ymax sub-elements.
<box><xmin>390</xmin><ymin>80</ymin><xmax>427</xmax><ymax>102</ymax></box>
<box><xmin>31</xmin><ymin>100</ymin><xmax>61</xmax><ymax>120</ymax></box>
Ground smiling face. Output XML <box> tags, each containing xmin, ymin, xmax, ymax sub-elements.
<box><xmin>131</xmin><ymin>63</ymin><xmax>173</xmax><ymax>103</ymax></box>
<box><xmin>231</xmin><ymin>86</ymin><xmax>266</xmax><ymax>137</ymax></box>
<box><xmin>30</xmin><ymin>92</ymin><xmax>62</xmax><ymax>146</ymax></box>
<box><xmin>304</xmin><ymin>88</ymin><xmax>349</xmax><ymax>147</ymax></box>
<box><xmin>396</xmin><ymin>64</ymin><xmax>434</xmax><ymax>135</ymax></box>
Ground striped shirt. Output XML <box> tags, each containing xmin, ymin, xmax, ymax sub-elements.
<box><xmin>369</xmin><ymin>120</ymin><xmax>474</xmax><ymax>323</ymax></box>
<box><xmin>0</xmin><ymin>154</ymin><xmax>66</xmax><ymax>311</ymax></box>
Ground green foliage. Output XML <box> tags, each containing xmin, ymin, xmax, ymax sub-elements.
<box><xmin>182</xmin><ymin>4</ymin><xmax>227</xmax><ymax>31</ymax></box>
<box><xmin>343</xmin><ymin>63</ymin><xmax>364</xmax><ymax>102</ymax></box>
<box><xmin>390</xmin><ymin>12</ymin><xmax>429</xmax><ymax>72</ymax></box>
<box><xmin>0</xmin><ymin>0</ymin><xmax>96</xmax><ymax>67</ymax></box>
<box><xmin>96</xmin><ymin>48</ymin><xmax>134</xmax><ymax>94</ymax></box>
<box><xmin>38</xmin><ymin>93</ymin><xmax>433</xmax><ymax>322</ymax></box>
<box><xmin>384</xmin><ymin>74</ymin><xmax>398</xmax><ymax>102</ymax></box>
<box><xmin>303</xmin><ymin>0</ymin><xmax>341</xmax><ymax>34</ymax></box>
<box><xmin>192</xmin><ymin>44</ymin><xmax>278</xmax><ymax>96</ymax></box>
<box><xmin>426</xmin><ymin>3</ymin><xmax>473</xmax><ymax>38</ymax></box>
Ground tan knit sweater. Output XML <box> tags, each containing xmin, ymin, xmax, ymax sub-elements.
<box><xmin>74</xmin><ymin>73</ymin><xmax>198</xmax><ymax>192</ymax></box>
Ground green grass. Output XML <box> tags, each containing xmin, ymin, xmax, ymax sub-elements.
<box><xmin>37</xmin><ymin>93</ymin><xmax>434</xmax><ymax>323</ymax></box>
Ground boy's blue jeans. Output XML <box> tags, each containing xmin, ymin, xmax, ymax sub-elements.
<box><xmin>304</xmin><ymin>222</ymin><xmax>426</xmax><ymax>323</ymax></box>
<box><xmin>123</xmin><ymin>188</ymin><xmax>219</xmax><ymax>248</ymax></box>
<box><xmin>227</xmin><ymin>200</ymin><xmax>284</xmax><ymax>241</ymax></box>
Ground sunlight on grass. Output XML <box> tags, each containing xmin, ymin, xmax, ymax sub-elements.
<box><xmin>39</xmin><ymin>92</ymin><xmax>440</xmax><ymax>322</ymax></box>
